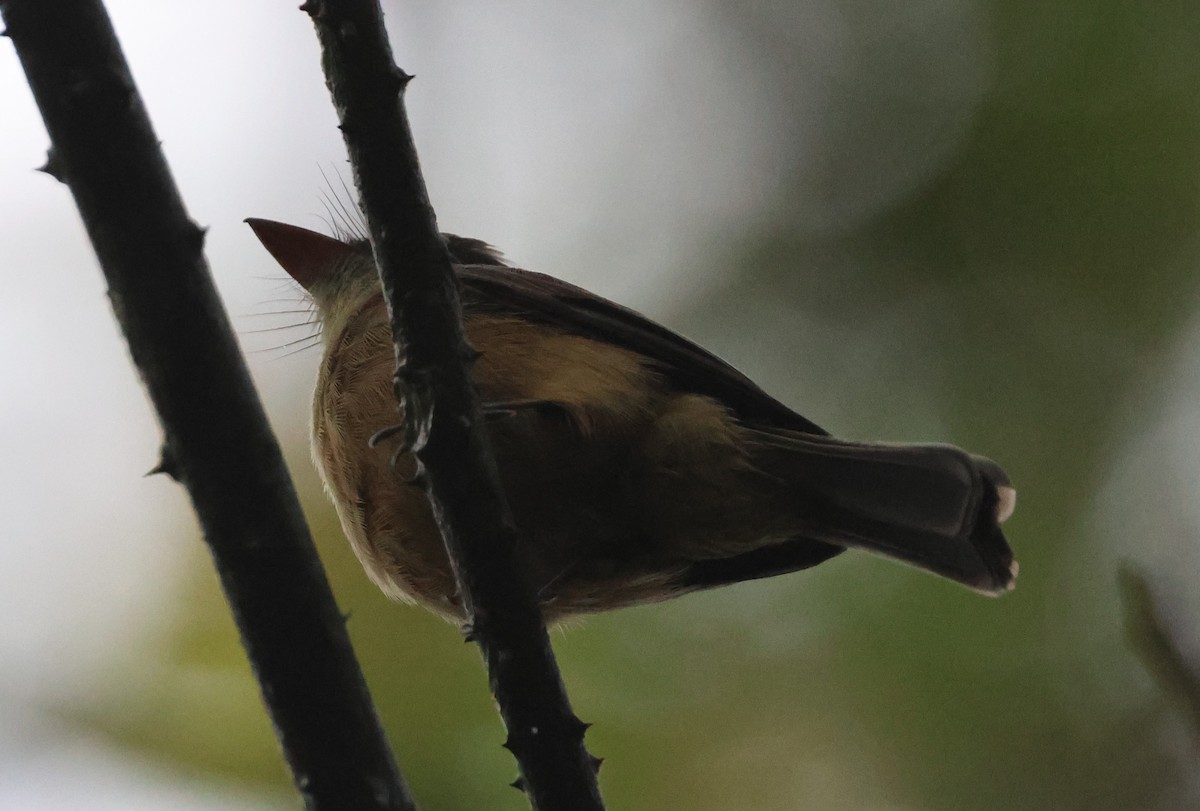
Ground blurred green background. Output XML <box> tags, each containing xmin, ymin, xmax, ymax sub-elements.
<box><xmin>5</xmin><ymin>0</ymin><xmax>1200</xmax><ymax>808</ymax></box>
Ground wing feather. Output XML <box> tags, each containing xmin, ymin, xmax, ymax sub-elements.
<box><xmin>456</xmin><ymin>263</ymin><xmax>825</xmax><ymax>435</ymax></box>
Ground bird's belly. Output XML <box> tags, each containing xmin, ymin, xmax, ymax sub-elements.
<box><xmin>309</xmin><ymin>311</ymin><xmax>784</xmax><ymax>622</ymax></box>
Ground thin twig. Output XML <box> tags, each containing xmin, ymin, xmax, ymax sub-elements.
<box><xmin>305</xmin><ymin>1</ymin><xmax>606</xmax><ymax>808</ymax></box>
<box><xmin>1119</xmin><ymin>563</ymin><xmax>1200</xmax><ymax>742</ymax></box>
<box><xmin>0</xmin><ymin>2</ymin><xmax>415</xmax><ymax>808</ymax></box>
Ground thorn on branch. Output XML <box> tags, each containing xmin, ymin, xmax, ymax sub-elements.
<box><xmin>36</xmin><ymin>148</ymin><xmax>65</xmax><ymax>183</ymax></box>
<box><xmin>384</xmin><ymin>68</ymin><xmax>414</xmax><ymax>94</ymax></box>
<box><xmin>188</xmin><ymin>222</ymin><xmax>208</xmax><ymax>251</ymax></box>
<box><xmin>567</xmin><ymin>715</ymin><xmax>592</xmax><ymax>737</ymax></box>
<box><xmin>145</xmin><ymin>443</ymin><xmax>180</xmax><ymax>481</ymax></box>
<box><xmin>461</xmin><ymin>343</ymin><xmax>483</xmax><ymax>365</ymax></box>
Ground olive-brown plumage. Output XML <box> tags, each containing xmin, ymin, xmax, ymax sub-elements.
<box><xmin>248</xmin><ymin>219</ymin><xmax>1017</xmax><ymax>623</ymax></box>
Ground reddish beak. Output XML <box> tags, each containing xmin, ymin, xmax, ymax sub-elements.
<box><xmin>245</xmin><ymin>218</ymin><xmax>355</xmax><ymax>291</ymax></box>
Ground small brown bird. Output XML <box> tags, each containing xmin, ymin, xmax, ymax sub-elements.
<box><xmin>248</xmin><ymin>219</ymin><xmax>1017</xmax><ymax>623</ymax></box>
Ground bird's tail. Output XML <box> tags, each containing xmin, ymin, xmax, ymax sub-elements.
<box><xmin>748</xmin><ymin>428</ymin><xmax>1018</xmax><ymax>594</ymax></box>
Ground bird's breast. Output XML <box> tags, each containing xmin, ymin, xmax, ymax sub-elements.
<box><xmin>309</xmin><ymin>302</ymin><xmax>765</xmax><ymax>621</ymax></box>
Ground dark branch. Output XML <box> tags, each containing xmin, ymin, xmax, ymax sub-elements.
<box><xmin>0</xmin><ymin>2</ymin><xmax>415</xmax><ymax>808</ymax></box>
<box><xmin>1119</xmin><ymin>564</ymin><xmax>1200</xmax><ymax>741</ymax></box>
<box><xmin>305</xmin><ymin>2</ymin><xmax>606</xmax><ymax>809</ymax></box>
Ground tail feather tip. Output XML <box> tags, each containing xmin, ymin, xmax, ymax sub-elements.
<box><xmin>1002</xmin><ymin>558</ymin><xmax>1019</xmax><ymax>592</ymax></box>
<box><xmin>996</xmin><ymin>485</ymin><xmax>1017</xmax><ymax>524</ymax></box>
<box><xmin>992</xmin><ymin>556</ymin><xmax>1020</xmax><ymax>597</ymax></box>
<box><xmin>972</xmin><ymin>558</ymin><xmax>1018</xmax><ymax>597</ymax></box>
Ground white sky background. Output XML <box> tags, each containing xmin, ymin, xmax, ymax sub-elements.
<box><xmin>9</xmin><ymin>1</ymin><xmax>1197</xmax><ymax>807</ymax></box>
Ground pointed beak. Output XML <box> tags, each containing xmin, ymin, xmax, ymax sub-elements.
<box><xmin>245</xmin><ymin>218</ymin><xmax>354</xmax><ymax>291</ymax></box>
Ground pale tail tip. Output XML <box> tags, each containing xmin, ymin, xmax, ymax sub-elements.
<box><xmin>969</xmin><ymin>482</ymin><xmax>1018</xmax><ymax>598</ymax></box>
<box><xmin>995</xmin><ymin>485</ymin><xmax>1017</xmax><ymax>524</ymax></box>
<box><xmin>974</xmin><ymin>558</ymin><xmax>1018</xmax><ymax>598</ymax></box>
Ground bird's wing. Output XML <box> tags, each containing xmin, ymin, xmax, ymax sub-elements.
<box><xmin>456</xmin><ymin>263</ymin><xmax>825</xmax><ymax>434</ymax></box>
